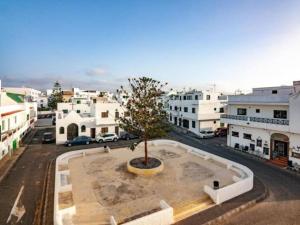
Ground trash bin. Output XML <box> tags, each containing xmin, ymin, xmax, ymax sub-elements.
<box><xmin>213</xmin><ymin>180</ymin><xmax>219</xmax><ymax>190</ymax></box>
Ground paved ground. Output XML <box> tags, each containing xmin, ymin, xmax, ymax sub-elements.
<box><xmin>0</xmin><ymin>120</ymin><xmax>299</xmax><ymax>225</ymax></box>
<box><xmin>67</xmin><ymin>144</ymin><xmax>236</xmax><ymax>224</ymax></box>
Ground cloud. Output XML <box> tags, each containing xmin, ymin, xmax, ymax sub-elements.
<box><xmin>86</xmin><ymin>67</ymin><xmax>108</xmax><ymax>76</ymax></box>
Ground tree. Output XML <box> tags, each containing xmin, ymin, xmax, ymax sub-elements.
<box><xmin>118</xmin><ymin>77</ymin><xmax>170</xmax><ymax>165</ymax></box>
<box><xmin>48</xmin><ymin>81</ymin><xmax>63</xmax><ymax>110</ymax></box>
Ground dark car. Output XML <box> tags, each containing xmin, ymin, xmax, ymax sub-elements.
<box><xmin>120</xmin><ymin>133</ymin><xmax>139</xmax><ymax>140</ymax></box>
<box><xmin>65</xmin><ymin>136</ymin><xmax>92</xmax><ymax>147</ymax></box>
<box><xmin>42</xmin><ymin>132</ymin><xmax>55</xmax><ymax>143</ymax></box>
<box><xmin>214</xmin><ymin>128</ymin><xmax>227</xmax><ymax>137</ymax></box>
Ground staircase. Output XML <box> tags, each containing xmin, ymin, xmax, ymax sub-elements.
<box><xmin>173</xmin><ymin>196</ymin><xmax>214</xmax><ymax>222</ymax></box>
<box><xmin>270</xmin><ymin>156</ymin><xmax>288</xmax><ymax>167</ymax></box>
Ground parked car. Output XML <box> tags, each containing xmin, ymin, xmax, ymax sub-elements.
<box><xmin>120</xmin><ymin>133</ymin><xmax>139</xmax><ymax>140</ymax></box>
<box><xmin>214</xmin><ymin>127</ymin><xmax>227</xmax><ymax>137</ymax></box>
<box><xmin>199</xmin><ymin>130</ymin><xmax>214</xmax><ymax>139</ymax></box>
<box><xmin>42</xmin><ymin>132</ymin><xmax>55</xmax><ymax>143</ymax></box>
<box><xmin>96</xmin><ymin>133</ymin><xmax>118</xmax><ymax>143</ymax></box>
<box><xmin>65</xmin><ymin>136</ymin><xmax>92</xmax><ymax>147</ymax></box>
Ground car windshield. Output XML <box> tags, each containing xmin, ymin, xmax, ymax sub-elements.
<box><xmin>44</xmin><ymin>134</ymin><xmax>52</xmax><ymax>139</ymax></box>
<box><xmin>207</xmin><ymin>131</ymin><xmax>213</xmax><ymax>134</ymax></box>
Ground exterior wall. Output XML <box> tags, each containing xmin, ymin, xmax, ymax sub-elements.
<box><xmin>2</xmin><ymin>87</ymin><xmax>41</xmax><ymax>101</ymax></box>
<box><xmin>223</xmin><ymin>82</ymin><xmax>300</xmax><ymax>165</ymax></box>
<box><xmin>0</xmin><ymin>94</ymin><xmax>37</xmax><ymax>161</ymax></box>
<box><xmin>37</xmin><ymin>96</ymin><xmax>48</xmax><ymax>109</ymax></box>
<box><xmin>168</xmin><ymin>90</ymin><xmax>226</xmax><ymax>136</ymax></box>
<box><xmin>56</xmin><ymin>100</ymin><xmax>124</xmax><ymax>144</ymax></box>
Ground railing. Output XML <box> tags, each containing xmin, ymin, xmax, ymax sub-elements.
<box><xmin>221</xmin><ymin>114</ymin><xmax>289</xmax><ymax>126</ymax></box>
<box><xmin>220</xmin><ymin>114</ymin><xmax>248</xmax><ymax>121</ymax></box>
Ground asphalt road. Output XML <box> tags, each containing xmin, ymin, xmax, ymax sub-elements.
<box><xmin>0</xmin><ymin>124</ymin><xmax>299</xmax><ymax>225</ymax></box>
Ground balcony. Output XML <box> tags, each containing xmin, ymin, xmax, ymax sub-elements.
<box><xmin>221</xmin><ymin>114</ymin><xmax>290</xmax><ymax>132</ymax></box>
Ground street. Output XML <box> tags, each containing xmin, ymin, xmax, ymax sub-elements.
<box><xmin>0</xmin><ymin>126</ymin><xmax>299</xmax><ymax>225</ymax></box>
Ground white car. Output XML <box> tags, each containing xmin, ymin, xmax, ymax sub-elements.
<box><xmin>96</xmin><ymin>133</ymin><xmax>119</xmax><ymax>143</ymax></box>
<box><xmin>199</xmin><ymin>130</ymin><xmax>214</xmax><ymax>139</ymax></box>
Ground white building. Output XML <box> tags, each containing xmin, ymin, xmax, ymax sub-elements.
<box><xmin>221</xmin><ymin>81</ymin><xmax>300</xmax><ymax>167</ymax></box>
<box><xmin>37</xmin><ymin>93</ymin><xmax>49</xmax><ymax>109</ymax></box>
<box><xmin>0</xmin><ymin>83</ymin><xmax>37</xmax><ymax>161</ymax></box>
<box><xmin>55</xmin><ymin>96</ymin><xmax>126</xmax><ymax>144</ymax></box>
<box><xmin>2</xmin><ymin>87</ymin><xmax>41</xmax><ymax>102</ymax></box>
<box><xmin>167</xmin><ymin>89</ymin><xmax>227</xmax><ymax>135</ymax></box>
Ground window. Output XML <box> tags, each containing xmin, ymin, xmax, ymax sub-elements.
<box><xmin>77</xmin><ymin>100</ymin><xmax>81</xmax><ymax>104</ymax></box>
<box><xmin>214</xmin><ymin>108</ymin><xmax>216</xmax><ymax>111</ymax></box>
<box><xmin>257</xmin><ymin>139</ymin><xmax>262</xmax><ymax>147</ymax></box>
<box><xmin>292</xmin><ymin>152</ymin><xmax>300</xmax><ymax>159</ymax></box>
<box><xmin>101</xmin><ymin>127</ymin><xmax>108</xmax><ymax>134</ymax></box>
<box><xmin>76</xmin><ymin>110</ymin><xmax>80</xmax><ymax>113</ymax></box>
<box><xmin>183</xmin><ymin>96</ymin><xmax>186</xmax><ymax>100</ymax></box>
<box><xmin>243</xmin><ymin>133</ymin><xmax>252</xmax><ymax>140</ymax></box>
<box><xmin>192</xmin><ymin>121</ymin><xmax>196</xmax><ymax>128</ymax></box>
<box><xmin>81</xmin><ymin>125</ymin><xmax>86</xmax><ymax>132</ymax></box>
<box><xmin>237</xmin><ymin>108</ymin><xmax>247</xmax><ymax>115</ymax></box>
<box><xmin>263</xmin><ymin>147</ymin><xmax>269</xmax><ymax>155</ymax></box>
<box><xmin>219</xmin><ymin>108</ymin><xmax>224</xmax><ymax>113</ymax></box>
<box><xmin>272</xmin><ymin>90</ymin><xmax>278</xmax><ymax>94</ymax></box>
<box><xmin>195</xmin><ymin>95</ymin><xmax>198</xmax><ymax>100</ymax></box>
<box><xmin>27</xmin><ymin>114</ymin><xmax>29</xmax><ymax>120</ymax></box>
<box><xmin>170</xmin><ymin>114</ymin><xmax>172</xmax><ymax>121</ymax></box>
<box><xmin>187</xmin><ymin>95</ymin><xmax>192</xmax><ymax>100</ymax></box>
<box><xmin>192</xmin><ymin>108</ymin><xmax>195</xmax><ymax>113</ymax></box>
<box><xmin>206</xmin><ymin>95</ymin><xmax>211</xmax><ymax>100</ymax></box>
<box><xmin>63</xmin><ymin>109</ymin><xmax>68</xmax><ymax>114</ymax></box>
<box><xmin>250</xmin><ymin>144</ymin><xmax>255</xmax><ymax>151</ymax></box>
<box><xmin>214</xmin><ymin>120</ymin><xmax>216</xmax><ymax>124</ymax></box>
<box><xmin>93</xmin><ymin>99</ymin><xmax>97</xmax><ymax>103</ymax></box>
<box><xmin>59</xmin><ymin>127</ymin><xmax>64</xmax><ymax>134</ymax></box>
<box><xmin>184</xmin><ymin>107</ymin><xmax>188</xmax><ymax>112</ymax></box>
<box><xmin>179</xmin><ymin>107</ymin><xmax>182</xmax><ymax>111</ymax></box>
<box><xmin>2</xmin><ymin>121</ymin><xmax>5</xmax><ymax>130</ymax></box>
<box><xmin>101</xmin><ymin>112</ymin><xmax>109</xmax><ymax>118</ymax></box>
<box><xmin>180</xmin><ymin>96</ymin><xmax>182</xmax><ymax>100</ymax></box>
<box><xmin>174</xmin><ymin>106</ymin><xmax>178</xmax><ymax>111</ymax></box>
<box><xmin>232</xmin><ymin>131</ymin><xmax>239</xmax><ymax>137</ymax></box>
<box><xmin>182</xmin><ymin>119</ymin><xmax>189</xmax><ymax>128</ymax></box>
<box><xmin>115</xmin><ymin>111</ymin><xmax>119</xmax><ymax>119</ymax></box>
<box><xmin>273</xmin><ymin>110</ymin><xmax>287</xmax><ymax>119</ymax></box>
<box><xmin>170</xmin><ymin>106</ymin><xmax>172</xmax><ymax>110</ymax></box>
<box><xmin>256</xmin><ymin>109</ymin><xmax>260</xmax><ymax>113</ymax></box>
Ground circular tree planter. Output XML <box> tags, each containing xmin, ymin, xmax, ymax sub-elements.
<box><xmin>127</xmin><ymin>157</ymin><xmax>164</xmax><ymax>175</ymax></box>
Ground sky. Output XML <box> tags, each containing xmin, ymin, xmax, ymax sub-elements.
<box><xmin>1</xmin><ymin>0</ymin><xmax>300</xmax><ymax>92</ymax></box>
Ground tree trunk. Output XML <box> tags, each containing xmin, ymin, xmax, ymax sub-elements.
<box><xmin>144</xmin><ymin>138</ymin><xmax>148</xmax><ymax>165</ymax></box>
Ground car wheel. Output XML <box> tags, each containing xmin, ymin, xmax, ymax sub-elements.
<box><xmin>126</xmin><ymin>137</ymin><xmax>130</xmax><ymax>140</ymax></box>
<box><xmin>114</xmin><ymin>138</ymin><xmax>117</xmax><ymax>142</ymax></box>
<box><xmin>98</xmin><ymin>139</ymin><xmax>103</xmax><ymax>143</ymax></box>
<box><xmin>68</xmin><ymin>143</ymin><xmax>72</xmax><ymax>147</ymax></box>
<box><xmin>86</xmin><ymin>141</ymin><xmax>90</xmax><ymax>145</ymax></box>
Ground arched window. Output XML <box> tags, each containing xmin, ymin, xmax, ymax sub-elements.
<box><xmin>59</xmin><ymin>127</ymin><xmax>64</xmax><ymax>134</ymax></box>
<box><xmin>81</xmin><ymin>125</ymin><xmax>86</xmax><ymax>132</ymax></box>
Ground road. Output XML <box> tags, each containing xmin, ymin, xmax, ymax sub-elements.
<box><xmin>0</xmin><ymin>124</ymin><xmax>299</xmax><ymax>225</ymax></box>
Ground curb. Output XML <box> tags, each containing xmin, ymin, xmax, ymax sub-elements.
<box><xmin>202</xmin><ymin>178</ymin><xmax>269</xmax><ymax>225</ymax></box>
<box><xmin>0</xmin><ymin>129</ymin><xmax>37</xmax><ymax>184</ymax></box>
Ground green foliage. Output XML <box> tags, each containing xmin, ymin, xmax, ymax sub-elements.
<box><xmin>48</xmin><ymin>81</ymin><xmax>63</xmax><ymax>110</ymax></box>
<box><xmin>118</xmin><ymin>77</ymin><xmax>170</xmax><ymax>164</ymax></box>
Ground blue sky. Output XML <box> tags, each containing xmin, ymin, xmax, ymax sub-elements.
<box><xmin>1</xmin><ymin>0</ymin><xmax>300</xmax><ymax>92</ymax></box>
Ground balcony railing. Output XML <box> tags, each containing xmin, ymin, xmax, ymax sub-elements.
<box><xmin>220</xmin><ymin>114</ymin><xmax>248</xmax><ymax>121</ymax></box>
<box><xmin>221</xmin><ymin>114</ymin><xmax>289</xmax><ymax>126</ymax></box>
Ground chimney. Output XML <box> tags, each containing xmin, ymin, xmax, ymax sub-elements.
<box><xmin>293</xmin><ymin>80</ymin><xmax>300</xmax><ymax>93</ymax></box>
